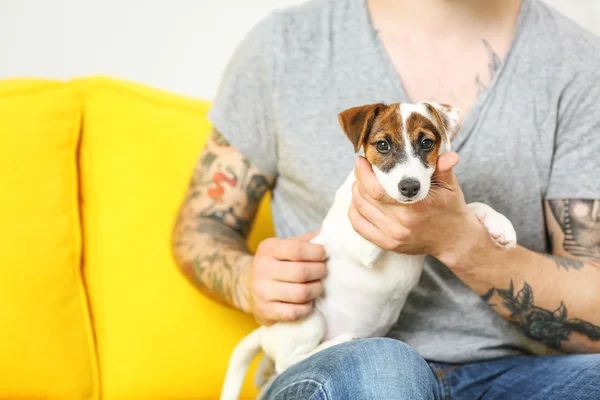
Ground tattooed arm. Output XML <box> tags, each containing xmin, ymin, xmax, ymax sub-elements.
<box><xmin>458</xmin><ymin>199</ymin><xmax>600</xmax><ymax>354</ymax></box>
<box><xmin>172</xmin><ymin>129</ymin><xmax>274</xmax><ymax>313</ymax></box>
<box><xmin>172</xmin><ymin>129</ymin><xmax>327</xmax><ymax>322</ymax></box>
<box><xmin>544</xmin><ymin>200</ymin><xmax>600</xmax><ymax>268</ymax></box>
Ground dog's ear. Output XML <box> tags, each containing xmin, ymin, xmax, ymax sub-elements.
<box><xmin>338</xmin><ymin>103</ymin><xmax>387</xmax><ymax>152</ymax></box>
<box><xmin>423</xmin><ymin>101</ymin><xmax>462</xmax><ymax>152</ymax></box>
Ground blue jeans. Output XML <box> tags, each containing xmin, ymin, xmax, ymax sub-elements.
<box><xmin>261</xmin><ymin>338</ymin><xmax>600</xmax><ymax>399</ymax></box>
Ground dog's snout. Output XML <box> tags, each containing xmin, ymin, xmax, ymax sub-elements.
<box><xmin>399</xmin><ymin>179</ymin><xmax>421</xmax><ymax>198</ymax></box>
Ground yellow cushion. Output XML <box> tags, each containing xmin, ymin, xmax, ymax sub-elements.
<box><xmin>0</xmin><ymin>80</ymin><xmax>98</xmax><ymax>399</ymax></box>
<box><xmin>77</xmin><ymin>76</ymin><xmax>273</xmax><ymax>399</ymax></box>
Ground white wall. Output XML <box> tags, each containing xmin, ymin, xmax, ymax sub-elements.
<box><xmin>1</xmin><ymin>0</ymin><xmax>599</xmax><ymax>100</ymax></box>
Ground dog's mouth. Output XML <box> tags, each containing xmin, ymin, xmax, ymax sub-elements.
<box><xmin>396</xmin><ymin>194</ymin><xmax>428</xmax><ymax>204</ymax></box>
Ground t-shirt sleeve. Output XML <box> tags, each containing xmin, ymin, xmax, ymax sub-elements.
<box><xmin>207</xmin><ymin>14</ymin><xmax>279</xmax><ymax>178</ymax></box>
<box><xmin>546</xmin><ymin>69</ymin><xmax>600</xmax><ymax>200</ymax></box>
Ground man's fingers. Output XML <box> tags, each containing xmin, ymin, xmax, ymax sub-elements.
<box><xmin>354</xmin><ymin>181</ymin><xmax>415</xmax><ymax>237</ymax></box>
<box><xmin>355</xmin><ymin>156</ymin><xmax>394</xmax><ymax>203</ymax></box>
<box><xmin>352</xmin><ymin>181</ymin><xmax>392</xmax><ymax>228</ymax></box>
<box><xmin>437</xmin><ymin>151</ymin><xmax>459</xmax><ymax>172</ymax></box>
<box><xmin>348</xmin><ymin>201</ymin><xmax>396</xmax><ymax>250</ymax></box>
<box><xmin>297</xmin><ymin>230</ymin><xmax>321</xmax><ymax>242</ymax></box>
<box><xmin>265</xmin><ymin>280</ymin><xmax>324</xmax><ymax>304</ymax></box>
<box><xmin>433</xmin><ymin>152</ymin><xmax>460</xmax><ymax>188</ymax></box>
<box><xmin>268</xmin><ymin>238</ymin><xmax>327</xmax><ymax>261</ymax></box>
<box><xmin>264</xmin><ymin>301</ymin><xmax>314</xmax><ymax>322</ymax></box>
<box><xmin>272</xmin><ymin>261</ymin><xmax>327</xmax><ymax>283</ymax></box>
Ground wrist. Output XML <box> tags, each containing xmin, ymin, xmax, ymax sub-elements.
<box><xmin>233</xmin><ymin>254</ymin><xmax>255</xmax><ymax>315</ymax></box>
<box><xmin>435</xmin><ymin>212</ymin><xmax>490</xmax><ymax>271</ymax></box>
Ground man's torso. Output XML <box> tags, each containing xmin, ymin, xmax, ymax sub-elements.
<box><xmin>229</xmin><ymin>0</ymin><xmax>600</xmax><ymax>362</ymax></box>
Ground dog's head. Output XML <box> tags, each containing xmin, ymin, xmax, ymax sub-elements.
<box><xmin>338</xmin><ymin>101</ymin><xmax>461</xmax><ymax>203</ymax></box>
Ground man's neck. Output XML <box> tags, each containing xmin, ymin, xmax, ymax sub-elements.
<box><xmin>368</xmin><ymin>0</ymin><xmax>522</xmax><ymax>37</ymax></box>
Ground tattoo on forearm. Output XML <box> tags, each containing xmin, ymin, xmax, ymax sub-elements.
<box><xmin>481</xmin><ymin>280</ymin><xmax>600</xmax><ymax>350</ymax></box>
<box><xmin>475</xmin><ymin>39</ymin><xmax>502</xmax><ymax>96</ymax></box>
<box><xmin>175</xmin><ymin>217</ymin><xmax>251</xmax><ymax>310</ymax></box>
<box><xmin>181</xmin><ymin>250</ymin><xmax>252</xmax><ymax>308</ymax></box>
<box><xmin>548</xmin><ymin>199</ymin><xmax>600</xmax><ymax>265</ymax></box>
<box><xmin>541</xmin><ymin>254</ymin><xmax>584</xmax><ymax>271</ymax></box>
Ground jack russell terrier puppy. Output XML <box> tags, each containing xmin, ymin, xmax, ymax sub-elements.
<box><xmin>220</xmin><ymin>101</ymin><xmax>517</xmax><ymax>400</ymax></box>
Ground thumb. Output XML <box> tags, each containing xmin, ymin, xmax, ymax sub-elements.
<box><xmin>433</xmin><ymin>152</ymin><xmax>460</xmax><ymax>188</ymax></box>
<box><xmin>297</xmin><ymin>229</ymin><xmax>321</xmax><ymax>242</ymax></box>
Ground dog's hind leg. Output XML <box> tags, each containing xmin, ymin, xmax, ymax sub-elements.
<box><xmin>304</xmin><ymin>333</ymin><xmax>356</xmax><ymax>357</ymax></box>
<box><xmin>268</xmin><ymin>311</ymin><xmax>328</xmax><ymax>375</ymax></box>
<box><xmin>254</xmin><ymin>355</ymin><xmax>276</xmax><ymax>388</ymax></box>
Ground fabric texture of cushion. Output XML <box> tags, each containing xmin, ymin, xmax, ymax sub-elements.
<box><xmin>77</xmin><ymin>76</ymin><xmax>272</xmax><ymax>399</ymax></box>
<box><xmin>0</xmin><ymin>79</ymin><xmax>98</xmax><ymax>399</ymax></box>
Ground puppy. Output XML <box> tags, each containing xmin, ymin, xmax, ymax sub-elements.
<box><xmin>220</xmin><ymin>101</ymin><xmax>517</xmax><ymax>400</ymax></box>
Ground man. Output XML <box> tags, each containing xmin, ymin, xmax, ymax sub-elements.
<box><xmin>172</xmin><ymin>0</ymin><xmax>600</xmax><ymax>398</ymax></box>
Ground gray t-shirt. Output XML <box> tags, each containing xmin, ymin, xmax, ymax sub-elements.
<box><xmin>208</xmin><ymin>0</ymin><xmax>600</xmax><ymax>363</ymax></box>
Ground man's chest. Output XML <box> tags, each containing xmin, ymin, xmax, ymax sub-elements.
<box><xmin>375</xmin><ymin>32</ymin><xmax>513</xmax><ymax>117</ymax></box>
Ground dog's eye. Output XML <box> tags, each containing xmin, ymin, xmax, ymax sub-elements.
<box><xmin>376</xmin><ymin>140</ymin><xmax>390</xmax><ymax>153</ymax></box>
<box><xmin>421</xmin><ymin>139</ymin><xmax>434</xmax><ymax>150</ymax></box>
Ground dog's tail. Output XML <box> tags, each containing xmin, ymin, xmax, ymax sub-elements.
<box><xmin>220</xmin><ymin>326</ymin><xmax>265</xmax><ymax>400</ymax></box>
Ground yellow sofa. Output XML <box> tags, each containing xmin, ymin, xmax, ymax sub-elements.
<box><xmin>0</xmin><ymin>77</ymin><xmax>273</xmax><ymax>399</ymax></box>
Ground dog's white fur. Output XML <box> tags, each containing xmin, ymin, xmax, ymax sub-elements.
<box><xmin>220</xmin><ymin>102</ymin><xmax>517</xmax><ymax>400</ymax></box>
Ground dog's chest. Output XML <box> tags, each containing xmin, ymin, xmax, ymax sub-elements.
<box><xmin>316</xmin><ymin>252</ymin><xmax>424</xmax><ymax>340</ymax></box>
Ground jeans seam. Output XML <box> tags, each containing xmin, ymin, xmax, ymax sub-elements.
<box><xmin>439</xmin><ymin>370</ymin><xmax>452</xmax><ymax>400</ymax></box>
<box><xmin>317</xmin><ymin>384</ymin><xmax>329</xmax><ymax>400</ymax></box>
<box><xmin>270</xmin><ymin>378</ymin><xmax>325</xmax><ymax>400</ymax></box>
<box><xmin>429</xmin><ymin>363</ymin><xmax>454</xmax><ymax>400</ymax></box>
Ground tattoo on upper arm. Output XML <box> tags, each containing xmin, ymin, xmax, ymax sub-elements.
<box><xmin>481</xmin><ymin>280</ymin><xmax>600</xmax><ymax>350</ymax></box>
<box><xmin>184</xmin><ymin>129</ymin><xmax>274</xmax><ymax>237</ymax></box>
<box><xmin>213</xmin><ymin>131</ymin><xmax>231</xmax><ymax>147</ymax></box>
<box><xmin>201</xmin><ymin>207</ymin><xmax>251</xmax><ymax>237</ymax></box>
<box><xmin>181</xmin><ymin>248</ymin><xmax>252</xmax><ymax>307</ymax></box>
<box><xmin>247</xmin><ymin>175</ymin><xmax>270</xmax><ymax>205</ymax></box>
<box><xmin>547</xmin><ymin>199</ymin><xmax>600</xmax><ymax>267</ymax></box>
<box><xmin>475</xmin><ymin>39</ymin><xmax>502</xmax><ymax>96</ymax></box>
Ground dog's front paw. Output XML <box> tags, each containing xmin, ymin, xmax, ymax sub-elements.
<box><xmin>468</xmin><ymin>202</ymin><xmax>517</xmax><ymax>249</ymax></box>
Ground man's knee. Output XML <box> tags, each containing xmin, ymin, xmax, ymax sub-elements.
<box><xmin>264</xmin><ymin>338</ymin><xmax>438</xmax><ymax>400</ymax></box>
<box><xmin>314</xmin><ymin>337</ymin><xmax>432</xmax><ymax>381</ymax></box>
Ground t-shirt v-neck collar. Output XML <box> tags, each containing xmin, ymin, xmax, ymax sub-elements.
<box><xmin>358</xmin><ymin>0</ymin><xmax>533</xmax><ymax>153</ymax></box>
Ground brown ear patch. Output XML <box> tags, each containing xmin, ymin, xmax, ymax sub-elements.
<box><xmin>423</xmin><ymin>102</ymin><xmax>450</xmax><ymax>139</ymax></box>
<box><xmin>423</xmin><ymin>101</ymin><xmax>462</xmax><ymax>146</ymax></box>
<box><xmin>338</xmin><ymin>103</ymin><xmax>387</xmax><ymax>152</ymax></box>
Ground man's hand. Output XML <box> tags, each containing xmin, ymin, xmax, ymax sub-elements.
<box><xmin>246</xmin><ymin>231</ymin><xmax>327</xmax><ymax>325</ymax></box>
<box><xmin>348</xmin><ymin>152</ymin><xmax>485</xmax><ymax>266</ymax></box>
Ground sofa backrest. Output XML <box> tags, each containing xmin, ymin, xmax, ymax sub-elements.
<box><xmin>0</xmin><ymin>77</ymin><xmax>273</xmax><ymax>399</ymax></box>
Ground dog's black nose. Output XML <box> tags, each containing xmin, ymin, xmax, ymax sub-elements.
<box><xmin>399</xmin><ymin>179</ymin><xmax>421</xmax><ymax>198</ymax></box>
